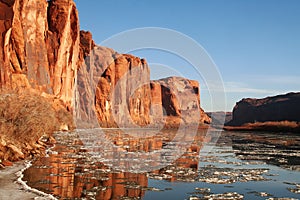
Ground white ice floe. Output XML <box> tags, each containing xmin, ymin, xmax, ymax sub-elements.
<box><xmin>15</xmin><ymin>161</ymin><xmax>58</xmax><ymax>200</ymax></box>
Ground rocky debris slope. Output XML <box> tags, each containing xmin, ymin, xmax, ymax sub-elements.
<box><xmin>0</xmin><ymin>0</ymin><xmax>80</xmax><ymax>109</ymax></box>
<box><xmin>227</xmin><ymin>92</ymin><xmax>300</xmax><ymax>126</ymax></box>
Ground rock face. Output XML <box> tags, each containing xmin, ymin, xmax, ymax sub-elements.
<box><xmin>77</xmin><ymin>36</ymin><xmax>211</xmax><ymax>128</ymax></box>
<box><xmin>0</xmin><ymin>1</ymin><xmax>210</xmax><ymax>129</ymax></box>
<box><xmin>77</xmin><ymin>37</ymin><xmax>210</xmax><ymax>128</ymax></box>
<box><xmin>0</xmin><ymin>0</ymin><xmax>80</xmax><ymax>108</ymax></box>
<box><xmin>95</xmin><ymin>53</ymin><xmax>151</xmax><ymax>128</ymax></box>
<box><xmin>76</xmin><ymin>43</ymin><xmax>151</xmax><ymax>128</ymax></box>
<box><xmin>227</xmin><ymin>92</ymin><xmax>300</xmax><ymax>126</ymax></box>
<box><xmin>150</xmin><ymin>77</ymin><xmax>211</xmax><ymax>127</ymax></box>
<box><xmin>76</xmin><ymin>42</ymin><xmax>210</xmax><ymax>127</ymax></box>
<box><xmin>206</xmin><ymin>112</ymin><xmax>232</xmax><ymax>125</ymax></box>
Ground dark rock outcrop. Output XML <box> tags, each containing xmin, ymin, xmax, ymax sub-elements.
<box><xmin>227</xmin><ymin>92</ymin><xmax>300</xmax><ymax>126</ymax></box>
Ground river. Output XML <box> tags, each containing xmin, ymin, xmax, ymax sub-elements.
<box><xmin>23</xmin><ymin>129</ymin><xmax>300</xmax><ymax>200</ymax></box>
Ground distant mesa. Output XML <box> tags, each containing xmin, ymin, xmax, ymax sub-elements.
<box><xmin>227</xmin><ymin>92</ymin><xmax>300</xmax><ymax>126</ymax></box>
<box><xmin>225</xmin><ymin>92</ymin><xmax>300</xmax><ymax>132</ymax></box>
<box><xmin>206</xmin><ymin>112</ymin><xmax>232</xmax><ymax>125</ymax></box>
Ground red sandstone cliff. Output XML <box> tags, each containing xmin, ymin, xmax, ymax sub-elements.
<box><xmin>0</xmin><ymin>0</ymin><xmax>80</xmax><ymax>108</ymax></box>
<box><xmin>77</xmin><ymin>39</ymin><xmax>211</xmax><ymax>128</ymax></box>
<box><xmin>0</xmin><ymin>0</ymin><xmax>79</xmax><ymax>163</ymax></box>
<box><xmin>150</xmin><ymin>77</ymin><xmax>211</xmax><ymax>127</ymax></box>
<box><xmin>76</xmin><ymin>36</ymin><xmax>151</xmax><ymax>128</ymax></box>
<box><xmin>226</xmin><ymin>92</ymin><xmax>300</xmax><ymax>126</ymax></box>
<box><xmin>0</xmin><ymin>0</ymin><xmax>212</xmax><ymax>165</ymax></box>
<box><xmin>0</xmin><ymin>0</ymin><xmax>210</xmax><ymax>129</ymax></box>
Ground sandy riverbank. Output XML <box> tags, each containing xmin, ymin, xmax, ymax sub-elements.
<box><xmin>0</xmin><ymin>161</ymin><xmax>55</xmax><ymax>200</ymax></box>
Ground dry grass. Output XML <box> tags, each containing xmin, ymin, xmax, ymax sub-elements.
<box><xmin>0</xmin><ymin>89</ymin><xmax>74</xmax><ymax>161</ymax></box>
<box><xmin>224</xmin><ymin>120</ymin><xmax>300</xmax><ymax>133</ymax></box>
<box><xmin>245</xmin><ymin>121</ymin><xmax>300</xmax><ymax>132</ymax></box>
<box><xmin>246</xmin><ymin>121</ymin><xmax>299</xmax><ymax>128</ymax></box>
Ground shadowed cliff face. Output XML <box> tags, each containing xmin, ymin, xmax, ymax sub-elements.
<box><xmin>0</xmin><ymin>0</ymin><xmax>80</xmax><ymax>108</ymax></box>
<box><xmin>227</xmin><ymin>92</ymin><xmax>300</xmax><ymax>126</ymax></box>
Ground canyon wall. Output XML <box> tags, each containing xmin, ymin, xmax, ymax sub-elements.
<box><xmin>150</xmin><ymin>77</ymin><xmax>211</xmax><ymax>127</ymax></box>
<box><xmin>227</xmin><ymin>92</ymin><xmax>300</xmax><ymax>126</ymax></box>
<box><xmin>0</xmin><ymin>1</ymin><xmax>210</xmax><ymax>129</ymax></box>
<box><xmin>0</xmin><ymin>0</ymin><xmax>211</xmax><ymax>163</ymax></box>
<box><xmin>78</xmin><ymin>33</ymin><xmax>211</xmax><ymax>128</ymax></box>
<box><xmin>0</xmin><ymin>0</ymin><xmax>80</xmax><ymax>108</ymax></box>
<box><xmin>76</xmin><ymin>36</ymin><xmax>151</xmax><ymax>128</ymax></box>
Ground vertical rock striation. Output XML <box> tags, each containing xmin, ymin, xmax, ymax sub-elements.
<box><xmin>47</xmin><ymin>0</ymin><xmax>80</xmax><ymax>108</ymax></box>
<box><xmin>98</xmin><ymin>54</ymin><xmax>151</xmax><ymax>127</ymax></box>
<box><xmin>0</xmin><ymin>0</ymin><xmax>80</xmax><ymax>108</ymax></box>
<box><xmin>0</xmin><ymin>1</ymin><xmax>210</xmax><ymax>128</ymax></box>
<box><xmin>77</xmin><ymin>39</ymin><xmax>151</xmax><ymax>128</ymax></box>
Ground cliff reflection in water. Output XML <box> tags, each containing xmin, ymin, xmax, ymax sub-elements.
<box><xmin>23</xmin><ymin>129</ymin><xmax>209</xmax><ymax>199</ymax></box>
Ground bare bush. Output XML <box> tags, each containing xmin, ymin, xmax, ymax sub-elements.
<box><xmin>0</xmin><ymin>89</ymin><xmax>74</xmax><ymax>161</ymax></box>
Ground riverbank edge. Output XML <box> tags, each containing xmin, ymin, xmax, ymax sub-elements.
<box><xmin>0</xmin><ymin>160</ymin><xmax>57</xmax><ymax>200</ymax></box>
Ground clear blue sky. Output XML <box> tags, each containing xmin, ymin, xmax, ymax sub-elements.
<box><xmin>74</xmin><ymin>0</ymin><xmax>300</xmax><ymax>112</ymax></box>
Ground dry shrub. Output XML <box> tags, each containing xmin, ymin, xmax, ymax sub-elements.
<box><xmin>0</xmin><ymin>89</ymin><xmax>74</xmax><ymax>161</ymax></box>
<box><xmin>245</xmin><ymin>121</ymin><xmax>300</xmax><ymax>132</ymax></box>
<box><xmin>0</xmin><ymin>91</ymin><xmax>58</xmax><ymax>142</ymax></box>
